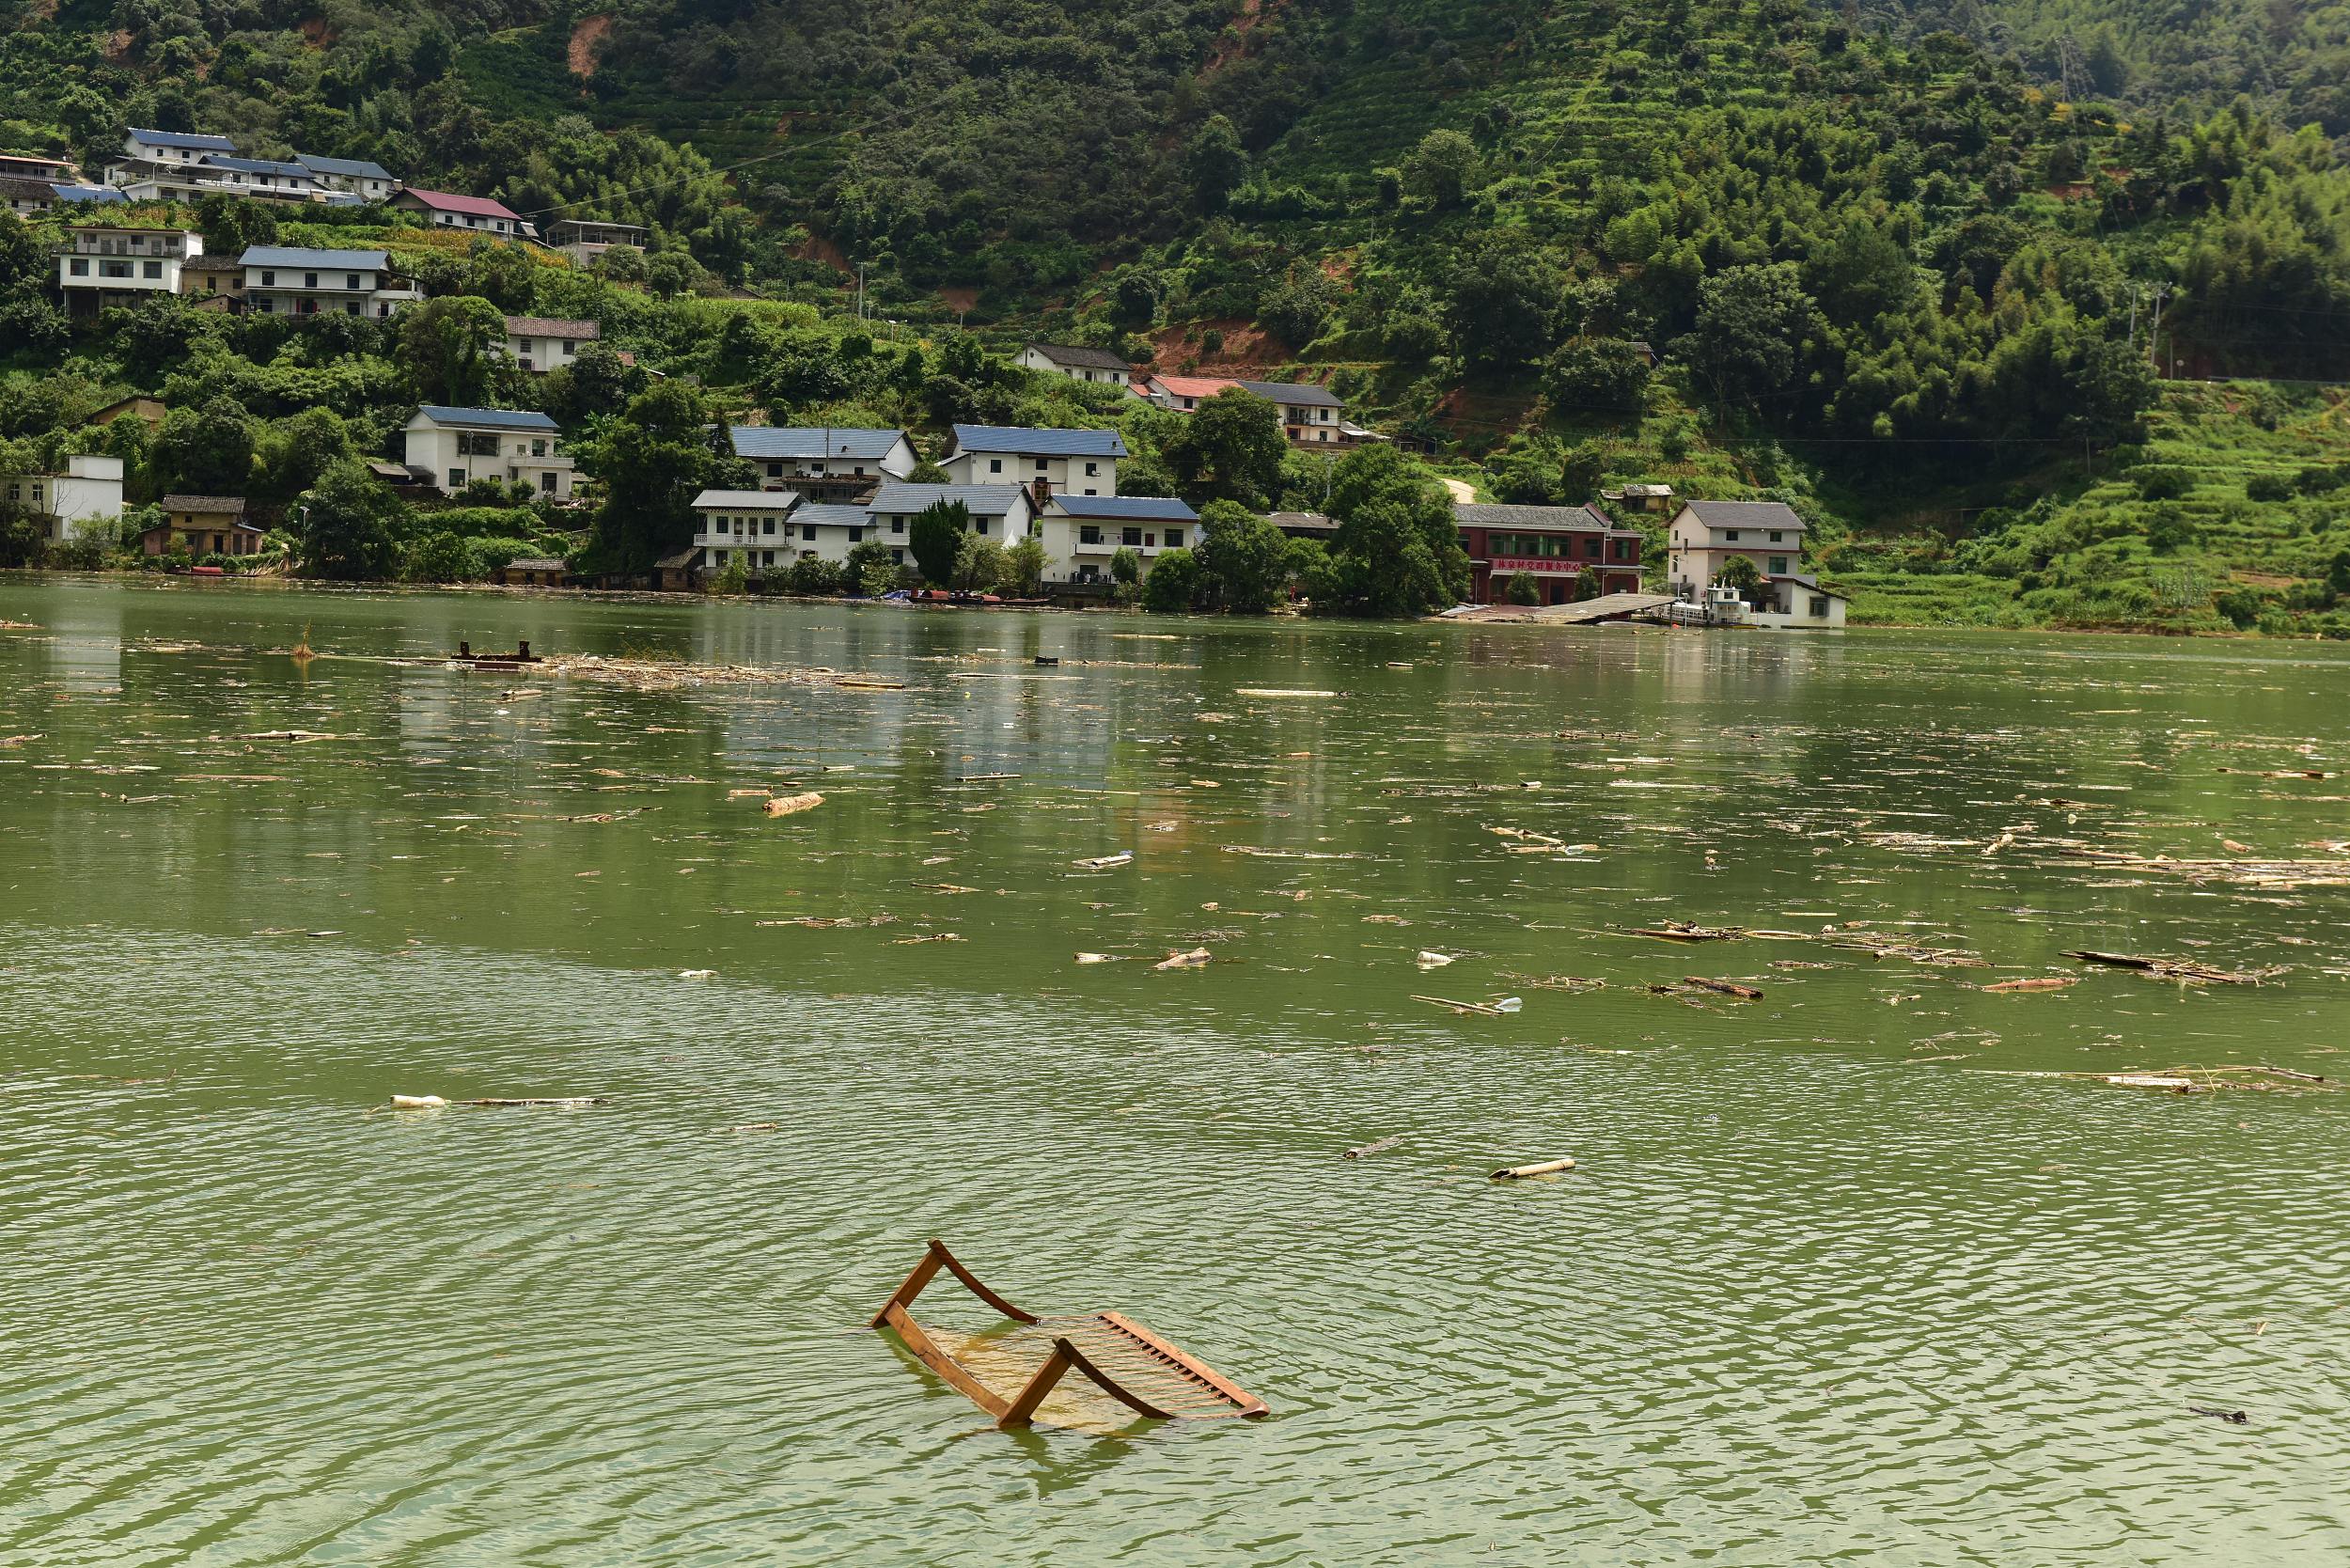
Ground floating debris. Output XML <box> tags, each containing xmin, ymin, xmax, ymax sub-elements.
<box><xmin>1153</xmin><ymin>947</ymin><xmax>1212</xmax><ymax>970</ymax></box>
<box><xmin>1073</xmin><ymin>852</ymin><xmax>1133</xmax><ymax>870</ymax></box>
<box><xmin>1342</xmin><ymin>1135</ymin><xmax>1407</xmax><ymax>1160</ymax></box>
<box><xmin>1682</xmin><ymin>976</ymin><xmax>1763</xmax><ymax>999</ymax></box>
<box><xmin>679</xmin><ymin>968</ymin><xmax>717</xmax><ymax>980</ymax></box>
<box><xmin>2062</xmin><ymin>950</ymin><xmax>2285</xmax><ymax>986</ymax></box>
<box><xmin>1490</xmin><ymin>1158</ymin><xmax>1576</xmax><ymax>1180</ymax></box>
<box><xmin>1980</xmin><ymin>977</ymin><xmax>2078</xmax><ymax>994</ymax></box>
<box><xmin>764</xmin><ymin>792</ymin><xmax>825</xmax><ymax>817</ymax></box>
<box><xmin>1415</xmin><ymin>950</ymin><xmax>1456</xmax><ymax>969</ymax></box>
<box><xmin>1235</xmin><ymin>688</ymin><xmax>1336</xmax><ymax>698</ymax></box>
<box><xmin>1073</xmin><ymin>951</ymin><xmax>1115</xmax><ymax>964</ymax></box>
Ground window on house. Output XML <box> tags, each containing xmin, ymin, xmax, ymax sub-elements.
<box><xmin>260</xmin><ymin>270</ymin><xmax>275</xmax><ymax>286</ymax></box>
<box><xmin>803</xmin><ymin>524</ymin><xmax>816</xmax><ymax>541</ymax></box>
<box><xmin>540</xmin><ymin>472</ymin><xmax>555</xmax><ymax>494</ymax></box>
<box><xmin>142</xmin><ymin>261</ymin><xmax>161</xmax><ymax>278</ymax></box>
<box><xmin>530</xmin><ymin>439</ymin><xmax>547</xmax><ymax>458</ymax></box>
<box><xmin>346</xmin><ymin>274</ymin><xmax>360</xmax><ymax>290</ymax></box>
<box><xmin>890</xmin><ymin>518</ymin><xmax>904</xmax><ymax>534</ymax></box>
<box><xmin>891</xmin><ymin>549</ymin><xmax>903</xmax><ymax>564</ymax></box>
<box><xmin>563</xmin><ymin>340</ymin><xmax>575</xmax><ymax>355</ymax></box>
<box><xmin>767</xmin><ymin>463</ymin><xmax>782</xmax><ymax>478</ymax></box>
<box><xmin>974</xmin><ymin>520</ymin><xmax>989</xmax><ymax>535</ymax></box>
<box><xmin>762</xmin><ymin>519</ymin><xmax>776</xmax><ymax>536</ymax></box>
<box><xmin>1769</xmin><ymin>557</ymin><xmax>1789</xmax><ymax>574</ymax></box>
<box><xmin>1768</xmin><ymin>530</ymin><xmax>1783</xmax><ymax>542</ymax></box>
<box><xmin>1121</xmin><ymin>527</ymin><xmax>1142</xmax><ymax>546</ymax></box>
<box><xmin>69</xmin><ymin>259</ymin><xmax>86</xmax><ymax>276</ymax></box>
<box><xmin>1079</xmin><ymin>525</ymin><xmax>1102</xmax><ymax>545</ymax></box>
<box><xmin>448</xmin><ymin>469</ymin><xmax>464</xmax><ymax>489</ymax></box>
<box><xmin>1165</xmin><ymin>527</ymin><xmax>1183</xmax><ymax>548</ymax></box>
<box><xmin>304</xmin><ymin>273</ymin><xmax>318</xmax><ymax>288</ymax></box>
<box><xmin>848</xmin><ymin>526</ymin><xmax>864</xmax><ymax>542</ymax></box>
<box><xmin>1084</xmin><ymin>463</ymin><xmax>1098</xmax><ymax>477</ymax></box>
<box><xmin>1810</xmin><ymin>596</ymin><xmax>1829</xmax><ymax>618</ymax></box>
<box><xmin>101</xmin><ymin>260</ymin><xmax>130</xmax><ymax>278</ymax></box>
<box><xmin>1725</xmin><ymin>530</ymin><xmax>1742</xmax><ymax>541</ymax></box>
<box><xmin>989</xmin><ymin>459</ymin><xmax>1002</xmax><ymax>474</ymax></box>
<box><xmin>1035</xmin><ymin>459</ymin><xmax>1048</xmax><ymax>472</ymax></box>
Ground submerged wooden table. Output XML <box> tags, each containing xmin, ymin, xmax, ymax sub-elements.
<box><xmin>870</xmin><ymin>1239</ymin><xmax>1269</xmax><ymax>1430</ymax></box>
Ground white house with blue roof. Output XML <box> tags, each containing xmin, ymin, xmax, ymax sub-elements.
<box><xmin>866</xmin><ymin>482</ymin><xmax>1037</xmax><ymax>558</ymax></box>
<box><xmin>400</xmin><ymin>406</ymin><xmax>573</xmax><ymax>499</ymax></box>
<box><xmin>1036</xmin><ymin>494</ymin><xmax>1199</xmax><ymax>585</ymax></box>
<box><xmin>940</xmin><ymin>425</ymin><xmax>1124</xmax><ymax>497</ymax></box>
<box><xmin>728</xmin><ymin>426</ymin><xmax>917</xmax><ymax>489</ymax></box>
<box><xmin>295</xmin><ymin>153</ymin><xmax>400</xmax><ymax>201</ymax></box>
<box><xmin>240</xmin><ymin>245</ymin><xmax>418</xmax><ymax>318</ymax></box>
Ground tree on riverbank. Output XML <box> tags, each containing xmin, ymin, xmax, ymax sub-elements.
<box><xmin>1322</xmin><ymin>446</ymin><xmax>1470</xmax><ymax>617</ymax></box>
<box><xmin>910</xmin><ymin>500</ymin><xmax>967</xmax><ymax>587</ymax></box>
<box><xmin>296</xmin><ymin>460</ymin><xmax>406</xmax><ymax>580</ymax></box>
<box><xmin>582</xmin><ymin>384</ymin><xmax>730</xmax><ymax>573</ymax></box>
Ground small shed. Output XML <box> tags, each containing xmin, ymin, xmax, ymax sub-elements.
<box><xmin>654</xmin><ymin>546</ymin><xmax>701</xmax><ymax>593</ymax></box>
<box><xmin>496</xmin><ymin>556</ymin><xmax>569</xmax><ymax>588</ymax></box>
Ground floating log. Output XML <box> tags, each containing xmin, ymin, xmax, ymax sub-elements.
<box><xmin>1153</xmin><ymin>947</ymin><xmax>1211</xmax><ymax>970</ymax></box>
<box><xmin>1412</xmin><ymin>994</ymin><xmax>1503</xmax><ymax>1016</ymax></box>
<box><xmin>1980</xmin><ymin>977</ymin><xmax>2078</xmax><ymax>993</ymax></box>
<box><xmin>1342</xmin><ymin>1135</ymin><xmax>1406</xmax><ymax>1160</ymax></box>
<box><xmin>1490</xmin><ymin>1157</ymin><xmax>1577</xmax><ymax>1180</ymax></box>
<box><xmin>764</xmin><ymin>792</ymin><xmax>824</xmax><ymax>817</ymax></box>
<box><xmin>1073</xmin><ymin>852</ymin><xmax>1133</xmax><ymax>870</ymax></box>
<box><xmin>1684</xmin><ymin>976</ymin><xmax>1763</xmax><ymax>999</ymax></box>
<box><xmin>466</xmin><ymin>1096</ymin><xmax>608</xmax><ymax>1107</ymax></box>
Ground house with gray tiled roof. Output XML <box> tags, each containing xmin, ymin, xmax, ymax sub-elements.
<box><xmin>1018</xmin><ymin>343</ymin><xmax>1136</xmax><ymax>387</ymax></box>
<box><xmin>940</xmin><ymin>426</ymin><xmax>1125</xmax><ymax>496</ymax></box>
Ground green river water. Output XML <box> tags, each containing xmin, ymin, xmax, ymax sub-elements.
<box><xmin>4</xmin><ymin>577</ymin><xmax>2347</xmax><ymax>1566</ymax></box>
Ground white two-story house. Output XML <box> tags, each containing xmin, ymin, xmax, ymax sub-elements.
<box><xmin>1664</xmin><ymin>500</ymin><xmax>1807</xmax><ymax>597</ymax></box>
<box><xmin>1017</xmin><ymin>343</ymin><xmax>1135</xmax><ymax>387</ymax></box>
<box><xmin>866</xmin><ymin>482</ymin><xmax>1036</xmax><ymax>568</ymax></box>
<box><xmin>55</xmin><ymin>227</ymin><xmax>200</xmax><ymax>312</ymax></box>
<box><xmin>1035</xmin><ymin>494</ymin><xmax>1198</xmax><ymax>586</ymax></box>
<box><xmin>294</xmin><ymin>154</ymin><xmax>400</xmax><ymax>201</ymax></box>
<box><xmin>689</xmin><ymin>490</ymin><xmax>803</xmax><ymax>574</ymax></box>
<box><xmin>240</xmin><ymin>246</ymin><xmax>419</xmax><ymax>319</ymax></box>
<box><xmin>400</xmin><ymin>406</ymin><xmax>573</xmax><ymax>499</ymax></box>
<box><xmin>729</xmin><ymin>427</ymin><xmax>918</xmax><ymax>490</ymax></box>
<box><xmin>106</xmin><ymin>127</ymin><xmax>235</xmax><ymax>195</ymax></box>
<box><xmin>2</xmin><ymin>455</ymin><xmax>123</xmax><ymax>545</ymax></box>
<box><xmin>1140</xmin><ymin>375</ymin><xmax>1346</xmax><ymax>445</ymax></box>
<box><xmin>940</xmin><ymin>426</ymin><xmax>1123</xmax><ymax>497</ymax></box>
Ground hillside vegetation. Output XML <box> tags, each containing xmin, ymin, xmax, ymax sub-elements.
<box><xmin>0</xmin><ymin>0</ymin><xmax>2345</xmax><ymax>630</ymax></box>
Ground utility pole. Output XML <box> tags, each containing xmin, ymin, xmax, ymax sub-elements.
<box><xmin>2146</xmin><ymin>284</ymin><xmax>2170</xmax><ymax>373</ymax></box>
<box><xmin>856</xmin><ymin>261</ymin><xmax>867</xmax><ymax>321</ymax></box>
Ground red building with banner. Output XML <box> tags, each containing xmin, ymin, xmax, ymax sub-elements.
<box><xmin>1454</xmin><ymin>502</ymin><xmax>1645</xmax><ymax>605</ymax></box>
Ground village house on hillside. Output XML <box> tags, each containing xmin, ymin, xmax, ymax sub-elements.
<box><xmin>1018</xmin><ymin>343</ymin><xmax>1136</xmax><ymax>387</ymax></box>
<box><xmin>0</xmin><ymin>151</ymin><xmax>80</xmax><ymax>182</ymax></box>
<box><xmin>940</xmin><ymin>425</ymin><xmax>1124</xmax><ymax>496</ymax></box>
<box><xmin>392</xmin><ymin>188</ymin><xmax>530</xmax><ymax>238</ymax></box>
<box><xmin>870</xmin><ymin>481</ymin><xmax>1036</xmax><ymax>554</ymax></box>
<box><xmin>1035</xmin><ymin>494</ymin><xmax>1198</xmax><ymax>587</ymax></box>
<box><xmin>1</xmin><ymin>164</ymin><xmax>121</xmax><ymax>215</ymax></box>
<box><xmin>3</xmin><ymin>455</ymin><xmax>123</xmax><ymax>545</ymax></box>
<box><xmin>294</xmin><ymin>154</ymin><xmax>399</xmax><ymax>201</ymax></box>
<box><xmin>501</xmin><ymin>317</ymin><xmax>599</xmax><ymax>372</ymax></box>
<box><xmin>691</xmin><ymin>489</ymin><xmax>802</xmax><ymax>576</ymax></box>
<box><xmin>1454</xmin><ymin>502</ymin><xmax>1644</xmax><ymax>605</ymax></box>
<box><xmin>400</xmin><ymin>406</ymin><xmax>572</xmax><ymax>498</ymax></box>
<box><xmin>547</xmin><ymin>218</ymin><xmax>646</xmax><ymax>264</ymax></box>
<box><xmin>54</xmin><ymin>227</ymin><xmax>200</xmax><ymax>314</ymax></box>
<box><xmin>240</xmin><ymin>245</ymin><xmax>418</xmax><ymax>319</ymax></box>
<box><xmin>1137</xmin><ymin>374</ymin><xmax>1361</xmax><ymax>447</ymax></box>
<box><xmin>729</xmin><ymin>427</ymin><xmax>918</xmax><ymax>501</ymax></box>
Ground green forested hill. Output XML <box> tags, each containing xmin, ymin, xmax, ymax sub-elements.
<box><xmin>1</xmin><ymin>0</ymin><xmax>2346</xmax><ymax>629</ymax></box>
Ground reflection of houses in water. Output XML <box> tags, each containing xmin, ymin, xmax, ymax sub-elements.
<box><xmin>41</xmin><ymin>592</ymin><xmax>123</xmax><ymax>693</ymax></box>
<box><xmin>1656</xmin><ymin>627</ymin><xmax>1811</xmax><ymax>709</ymax></box>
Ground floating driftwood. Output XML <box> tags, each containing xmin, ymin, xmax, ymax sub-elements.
<box><xmin>1153</xmin><ymin>947</ymin><xmax>1211</xmax><ymax>970</ymax></box>
<box><xmin>1342</xmin><ymin>1135</ymin><xmax>1407</xmax><ymax>1160</ymax></box>
<box><xmin>1073</xmin><ymin>852</ymin><xmax>1133</xmax><ymax>870</ymax></box>
<box><xmin>1980</xmin><ymin>977</ymin><xmax>2078</xmax><ymax>993</ymax></box>
<box><xmin>1826</xmin><ymin>931</ymin><xmax>1986</xmax><ymax>966</ymax></box>
<box><xmin>1628</xmin><ymin>919</ymin><xmax>1745</xmax><ymax>942</ymax></box>
<box><xmin>2062</xmin><ymin>949</ymin><xmax>2285</xmax><ymax>985</ymax></box>
<box><xmin>1491</xmin><ymin>1157</ymin><xmax>1576</xmax><ymax>1180</ymax></box>
<box><xmin>1412</xmin><ymin>993</ymin><xmax>1522</xmax><ymax>1015</ymax></box>
<box><xmin>1976</xmin><ymin>1064</ymin><xmax>2331</xmax><ymax>1094</ymax></box>
<box><xmin>764</xmin><ymin>792</ymin><xmax>825</xmax><ymax>817</ymax></box>
<box><xmin>389</xmin><ymin>1093</ymin><xmax>607</xmax><ymax>1108</ymax></box>
<box><xmin>1684</xmin><ymin>976</ymin><xmax>1763</xmax><ymax>999</ymax></box>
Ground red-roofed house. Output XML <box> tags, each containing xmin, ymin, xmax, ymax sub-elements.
<box><xmin>1136</xmin><ymin>373</ymin><xmax>1355</xmax><ymax>447</ymax></box>
<box><xmin>391</xmin><ymin>188</ymin><xmax>532</xmax><ymax>239</ymax></box>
